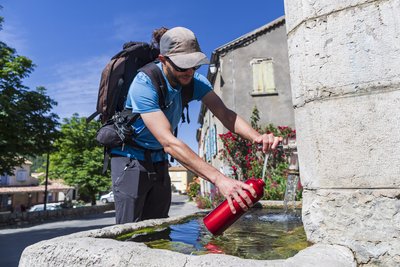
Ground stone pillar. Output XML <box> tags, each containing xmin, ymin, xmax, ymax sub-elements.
<box><xmin>284</xmin><ymin>0</ymin><xmax>400</xmax><ymax>265</ymax></box>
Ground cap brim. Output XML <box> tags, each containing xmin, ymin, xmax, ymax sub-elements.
<box><xmin>169</xmin><ymin>52</ymin><xmax>210</xmax><ymax>69</ymax></box>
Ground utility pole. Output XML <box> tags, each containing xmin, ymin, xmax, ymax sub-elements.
<box><xmin>43</xmin><ymin>151</ymin><xmax>50</xmax><ymax>211</ymax></box>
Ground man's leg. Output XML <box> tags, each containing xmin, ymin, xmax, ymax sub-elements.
<box><xmin>141</xmin><ymin>160</ymin><xmax>171</xmax><ymax>220</ymax></box>
<box><xmin>111</xmin><ymin>157</ymin><xmax>151</xmax><ymax>224</ymax></box>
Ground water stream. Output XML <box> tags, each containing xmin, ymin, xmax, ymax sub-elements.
<box><xmin>283</xmin><ymin>174</ymin><xmax>299</xmax><ymax>214</ymax></box>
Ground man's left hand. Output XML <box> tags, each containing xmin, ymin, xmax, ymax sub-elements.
<box><xmin>254</xmin><ymin>133</ymin><xmax>282</xmax><ymax>153</ymax></box>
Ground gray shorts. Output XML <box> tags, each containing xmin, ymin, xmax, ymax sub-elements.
<box><xmin>111</xmin><ymin>156</ymin><xmax>171</xmax><ymax>224</ymax></box>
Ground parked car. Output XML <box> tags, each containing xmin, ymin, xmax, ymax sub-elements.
<box><xmin>100</xmin><ymin>191</ymin><xmax>114</xmax><ymax>203</ymax></box>
<box><xmin>28</xmin><ymin>203</ymin><xmax>62</xmax><ymax>212</ymax></box>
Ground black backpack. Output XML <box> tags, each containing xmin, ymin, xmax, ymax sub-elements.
<box><xmin>87</xmin><ymin>42</ymin><xmax>157</xmax><ymax>123</ymax></box>
<box><xmin>89</xmin><ymin>42</ymin><xmax>194</xmax><ymax>172</ymax></box>
<box><xmin>88</xmin><ymin>41</ymin><xmax>193</xmax><ymax>124</ymax></box>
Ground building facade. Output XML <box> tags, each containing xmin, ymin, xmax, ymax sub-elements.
<box><xmin>197</xmin><ymin>16</ymin><xmax>294</xmax><ymax>193</ymax></box>
<box><xmin>0</xmin><ymin>161</ymin><xmax>73</xmax><ymax>212</ymax></box>
<box><xmin>168</xmin><ymin>165</ymin><xmax>195</xmax><ymax>194</ymax></box>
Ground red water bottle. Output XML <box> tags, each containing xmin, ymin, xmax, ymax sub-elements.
<box><xmin>203</xmin><ymin>178</ymin><xmax>265</xmax><ymax>235</ymax></box>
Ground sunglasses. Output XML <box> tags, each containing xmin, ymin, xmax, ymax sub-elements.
<box><xmin>165</xmin><ymin>57</ymin><xmax>200</xmax><ymax>72</ymax></box>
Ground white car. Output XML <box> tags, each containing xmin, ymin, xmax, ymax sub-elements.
<box><xmin>100</xmin><ymin>192</ymin><xmax>114</xmax><ymax>203</ymax></box>
<box><xmin>28</xmin><ymin>203</ymin><xmax>62</xmax><ymax>212</ymax></box>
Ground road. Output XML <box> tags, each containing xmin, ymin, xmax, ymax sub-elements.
<box><xmin>0</xmin><ymin>193</ymin><xmax>200</xmax><ymax>267</ymax></box>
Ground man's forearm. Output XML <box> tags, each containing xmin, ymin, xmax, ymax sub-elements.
<box><xmin>163</xmin><ymin>137</ymin><xmax>224</xmax><ymax>184</ymax></box>
<box><xmin>222</xmin><ymin>108</ymin><xmax>261</xmax><ymax>143</ymax></box>
<box><xmin>233</xmin><ymin>114</ymin><xmax>261</xmax><ymax>142</ymax></box>
<box><xmin>202</xmin><ymin>92</ymin><xmax>261</xmax><ymax>143</ymax></box>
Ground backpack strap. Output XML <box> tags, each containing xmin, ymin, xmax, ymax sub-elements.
<box><xmin>102</xmin><ymin>147</ymin><xmax>111</xmax><ymax>174</ymax></box>
<box><xmin>139</xmin><ymin>62</ymin><xmax>168</xmax><ymax>109</ymax></box>
<box><xmin>181</xmin><ymin>79</ymin><xmax>194</xmax><ymax>107</ymax></box>
<box><xmin>180</xmin><ymin>79</ymin><xmax>194</xmax><ymax>123</ymax></box>
<box><xmin>138</xmin><ymin>63</ymin><xmax>195</xmax><ymax>164</ymax></box>
<box><xmin>139</xmin><ymin>62</ymin><xmax>195</xmax><ymax>114</ymax></box>
<box><xmin>87</xmin><ymin>111</ymin><xmax>99</xmax><ymax>123</ymax></box>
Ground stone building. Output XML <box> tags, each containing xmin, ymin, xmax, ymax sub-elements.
<box><xmin>197</xmin><ymin>16</ymin><xmax>294</xmax><ymax>194</ymax></box>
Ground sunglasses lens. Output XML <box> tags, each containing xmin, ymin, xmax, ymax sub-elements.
<box><xmin>176</xmin><ymin>66</ymin><xmax>187</xmax><ymax>72</ymax></box>
<box><xmin>166</xmin><ymin>57</ymin><xmax>199</xmax><ymax>72</ymax></box>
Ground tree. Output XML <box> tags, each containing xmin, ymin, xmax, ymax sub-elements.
<box><xmin>0</xmin><ymin>14</ymin><xmax>60</xmax><ymax>174</ymax></box>
<box><xmin>28</xmin><ymin>154</ymin><xmax>46</xmax><ymax>173</ymax></box>
<box><xmin>250</xmin><ymin>106</ymin><xmax>260</xmax><ymax>129</ymax></box>
<box><xmin>49</xmin><ymin>114</ymin><xmax>110</xmax><ymax>205</ymax></box>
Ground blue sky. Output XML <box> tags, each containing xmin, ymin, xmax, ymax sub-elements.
<box><xmin>0</xmin><ymin>1</ymin><xmax>285</xmax><ymax>152</ymax></box>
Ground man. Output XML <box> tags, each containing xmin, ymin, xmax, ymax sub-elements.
<box><xmin>111</xmin><ymin>27</ymin><xmax>281</xmax><ymax>224</ymax></box>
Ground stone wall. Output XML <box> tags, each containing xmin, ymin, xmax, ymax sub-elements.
<box><xmin>284</xmin><ymin>0</ymin><xmax>400</xmax><ymax>265</ymax></box>
<box><xmin>0</xmin><ymin>204</ymin><xmax>114</xmax><ymax>228</ymax></box>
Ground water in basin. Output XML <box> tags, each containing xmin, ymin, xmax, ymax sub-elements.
<box><xmin>118</xmin><ymin>208</ymin><xmax>309</xmax><ymax>260</ymax></box>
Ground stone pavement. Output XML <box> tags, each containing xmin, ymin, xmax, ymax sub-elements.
<box><xmin>169</xmin><ymin>193</ymin><xmax>202</xmax><ymax>217</ymax></box>
<box><xmin>0</xmin><ymin>193</ymin><xmax>201</xmax><ymax>267</ymax></box>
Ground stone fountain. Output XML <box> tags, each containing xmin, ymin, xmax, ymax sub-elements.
<box><xmin>282</xmin><ymin>135</ymin><xmax>300</xmax><ymax>213</ymax></box>
<box><xmin>19</xmin><ymin>0</ymin><xmax>399</xmax><ymax>266</ymax></box>
<box><xmin>284</xmin><ymin>0</ymin><xmax>400</xmax><ymax>265</ymax></box>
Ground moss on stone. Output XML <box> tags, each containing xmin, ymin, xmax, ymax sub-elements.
<box><xmin>116</xmin><ymin>226</ymin><xmax>167</xmax><ymax>241</ymax></box>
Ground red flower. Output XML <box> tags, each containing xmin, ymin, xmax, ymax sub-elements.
<box><xmin>297</xmin><ymin>179</ymin><xmax>303</xmax><ymax>190</ymax></box>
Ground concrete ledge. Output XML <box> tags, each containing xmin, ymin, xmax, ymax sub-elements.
<box><xmin>19</xmin><ymin>214</ymin><xmax>356</xmax><ymax>267</ymax></box>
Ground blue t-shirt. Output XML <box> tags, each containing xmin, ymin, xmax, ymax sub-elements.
<box><xmin>111</xmin><ymin>63</ymin><xmax>212</xmax><ymax>162</ymax></box>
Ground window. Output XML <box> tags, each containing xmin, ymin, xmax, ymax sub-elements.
<box><xmin>250</xmin><ymin>58</ymin><xmax>276</xmax><ymax>95</ymax></box>
<box><xmin>0</xmin><ymin>195</ymin><xmax>6</xmax><ymax>209</ymax></box>
<box><xmin>205</xmin><ymin>125</ymin><xmax>218</xmax><ymax>162</ymax></box>
<box><xmin>205</xmin><ymin>135</ymin><xmax>211</xmax><ymax>162</ymax></box>
<box><xmin>210</xmin><ymin>125</ymin><xmax>217</xmax><ymax>157</ymax></box>
<box><xmin>0</xmin><ymin>175</ymin><xmax>8</xmax><ymax>185</ymax></box>
<box><xmin>16</xmin><ymin>170</ymin><xmax>28</xmax><ymax>182</ymax></box>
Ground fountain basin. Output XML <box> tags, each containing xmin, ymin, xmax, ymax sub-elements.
<box><xmin>19</xmin><ymin>210</ymin><xmax>356</xmax><ymax>267</ymax></box>
<box><xmin>118</xmin><ymin>209</ymin><xmax>307</xmax><ymax>260</ymax></box>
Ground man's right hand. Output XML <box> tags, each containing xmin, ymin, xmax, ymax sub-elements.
<box><xmin>214</xmin><ymin>175</ymin><xmax>257</xmax><ymax>214</ymax></box>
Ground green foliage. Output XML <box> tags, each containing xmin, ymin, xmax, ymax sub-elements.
<box><xmin>28</xmin><ymin>155</ymin><xmax>46</xmax><ymax>173</ymax></box>
<box><xmin>263</xmin><ymin>162</ymin><xmax>288</xmax><ymax>200</ymax></box>
<box><xmin>250</xmin><ymin>106</ymin><xmax>260</xmax><ymax>129</ymax></box>
<box><xmin>187</xmin><ymin>179</ymin><xmax>201</xmax><ymax>201</ymax></box>
<box><xmin>218</xmin><ymin>106</ymin><xmax>300</xmax><ymax>201</ymax></box>
<box><xmin>0</xmin><ymin>16</ymin><xmax>59</xmax><ymax>174</ymax></box>
<box><xmin>49</xmin><ymin>114</ymin><xmax>110</xmax><ymax>205</ymax></box>
<box><xmin>195</xmin><ymin>195</ymin><xmax>213</xmax><ymax>209</ymax></box>
<box><xmin>195</xmin><ymin>188</ymin><xmax>225</xmax><ymax>209</ymax></box>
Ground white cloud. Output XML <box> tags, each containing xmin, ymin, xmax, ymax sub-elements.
<box><xmin>45</xmin><ymin>55</ymin><xmax>110</xmax><ymax>120</ymax></box>
<box><xmin>0</xmin><ymin>20</ymin><xmax>29</xmax><ymax>55</ymax></box>
<box><xmin>0</xmin><ymin>18</ymin><xmax>102</xmax><ymax>121</ymax></box>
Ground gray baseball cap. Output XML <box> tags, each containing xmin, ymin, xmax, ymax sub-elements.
<box><xmin>160</xmin><ymin>27</ymin><xmax>210</xmax><ymax>69</ymax></box>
